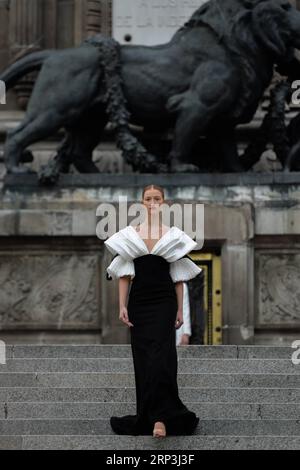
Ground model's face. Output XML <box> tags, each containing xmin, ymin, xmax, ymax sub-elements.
<box><xmin>142</xmin><ymin>189</ymin><xmax>164</xmax><ymax>215</ymax></box>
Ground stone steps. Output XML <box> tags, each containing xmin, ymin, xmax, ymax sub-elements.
<box><xmin>0</xmin><ymin>387</ymin><xmax>299</xmax><ymax>402</ymax></box>
<box><xmin>2</xmin><ymin>435</ymin><xmax>300</xmax><ymax>451</ymax></box>
<box><xmin>0</xmin><ymin>344</ymin><xmax>299</xmax><ymax>450</ymax></box>
<box><xmin>1</xmin><ymin>402</ymin><xmax>299</xmax><ymax>419</ymax></box>
<box><xmin>1</xmin><ymin>358</ymin><xmax>299</xmax><ymax>373</ymax></box>
<box><xmin>5</xmin><ymin>345</ymin><xmax>295</xmax><ymax>359</ymax></box>
<box><xmin>0</xmin><ymin>418</ymin><xmax>298</xmax><ymax>435</ymax></box>
<box><xmin>1</xmin><ymin>372</ymin><xmax>299</xmax><ymax>388</ymax></box>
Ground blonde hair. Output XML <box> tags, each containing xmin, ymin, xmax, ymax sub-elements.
<box><xmin>142</xmin><ymin>184</ymin><xmax>165</xmax><ymax>200</ymax></box>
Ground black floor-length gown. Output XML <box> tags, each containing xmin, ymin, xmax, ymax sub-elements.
<box><xmin>110</xmin><ymin>254</ymin><xmax>199</xmax><ymax>436</ymax></box>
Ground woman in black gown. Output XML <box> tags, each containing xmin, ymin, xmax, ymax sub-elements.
<box><xmin>104</xmin><ymin>185</ymin><xmax>202</xmax><ymax>437</ymax></box>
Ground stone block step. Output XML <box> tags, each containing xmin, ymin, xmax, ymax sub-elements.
<box><xmin>1</xmin><ymin>372</ymin><xmax>299</xmax><ymax>388</ymax></box>
<box><xmin>1</xmin><ymin>402</ymin><xmax>299</xmax><ymax>420</ymax></box>
<box><xmin>0</xmin><ymin>419</ymin><xmax>299</xmax><ymax>436</ymax></box>
<box><xmin>1</xmin><ymin>434</ymin><xmax>299</xmax><ymax>450</ymax></box>
<box><xmin>1</xmin><ymin>358</ymin><xmax>299</xmax><ymax>374</ymax></box>
<box><xmin>0</xmin><ymin>387</ymin><xmax>298</xmax><ymax>403</ymax></box>
<box><xmin>5</xmin><ymin>345</ymin><xmax>295</xmax><ymax>359</ymax></box>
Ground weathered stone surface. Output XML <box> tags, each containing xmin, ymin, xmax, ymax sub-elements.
<box><xmin>0</xmin><ymin>345</ymin><xmax>299</xmax><ymax>449</ymax></box>
<box><xmin>256</xmin><ymin>252</ymin><xmax>300</xmax><ymax>326</ymax></box>
<box><xmin>0</xmin><ymin>253</ymin><xmax>100</xmax><ymax>329</ymax></box>
<box><xmin>20</xmin><ymin>435</ymin><xmax>300</xmax><ymax>450</ymax></box>
<box><xmin>0</xmin><ymin>358</ymin><xmax>299</xmax><ymax>373</ymax></box>
<box><xmin>0</xmin><ymin>173</ymin><xmax>300</xmax><ymax>341</ymax></box>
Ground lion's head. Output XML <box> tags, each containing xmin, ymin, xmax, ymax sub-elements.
<box><xmin>178</xmin><ymin>0</ymin><xmax>300</xmax><ymax>62</ymax></box>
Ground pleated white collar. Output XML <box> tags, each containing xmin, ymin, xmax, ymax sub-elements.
<box><xmin>104</xmin><ymin>225</ymin><xmax>198</xmax><ymax>263</ymax></box>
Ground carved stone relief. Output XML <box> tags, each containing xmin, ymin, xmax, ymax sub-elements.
<box><xmin>0</xmin><ymin>253</ymin><xmax>100</xmax><ymax>329</ymax></box>
<box><xmin>256</xmin><ymin>252</ymin><xmax>300</xmax><ymax>326</ymax></box>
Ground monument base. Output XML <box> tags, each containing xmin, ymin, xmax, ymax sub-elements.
<box><xmin>0</xmin><ymin>172</ymin><xmax>300</xmax><ymax>345</ymax></box>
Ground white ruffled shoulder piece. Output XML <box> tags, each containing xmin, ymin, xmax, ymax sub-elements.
<box><xmin>104</xmin><ymin>225</ymin><xmax>202</xmax><ymax>282</ymax></box>
<box><xmin>106</xmin><ymin>254</ymin><xmax>135</xmax><ymax>281</ymax></box>
<box><xmin>169</xmin><ymin>256</ymin><xmax>202</xmax><ymax>283</ymax></box>
<box><xmin>104</xmin><ymin>227</ymin><xmax>144</xmax><ymax>260</ymax></box>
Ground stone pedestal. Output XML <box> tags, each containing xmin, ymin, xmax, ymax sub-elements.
<box><xmin>0</xmin><ymin>172</ymin><xmax>299</xmax><ymax>345</ymax></box>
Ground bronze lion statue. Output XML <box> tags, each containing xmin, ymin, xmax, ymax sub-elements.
<box><xmin>1</xmin><ymin>0</ymin><xmax>300</xmax><ymax>182</ymax></box>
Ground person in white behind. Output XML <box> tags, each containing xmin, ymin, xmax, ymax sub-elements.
<box><xmin>176</xmin><ymin>282</ymin><xmax>192</xmax><ymax>346</ymax></box>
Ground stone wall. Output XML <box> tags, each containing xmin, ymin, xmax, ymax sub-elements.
<box><xmin>0</xmin><ymin>173</ymin><xmax>299</xmax><ymax>345</ymax></box>
<box><xmin>0</xmin><ymin>2</ymin><xmax>300</xmax><ymax>345</ymax></box>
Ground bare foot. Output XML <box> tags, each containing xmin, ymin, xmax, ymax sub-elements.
<box><xmin>153</xmin><ymin>421</ymin><xmax>166</xmax><ymax>438</ymax></box>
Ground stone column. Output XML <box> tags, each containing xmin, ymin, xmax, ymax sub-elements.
<box><xmin>74</xmin><ymin>0</ymin><xmax>86</xmax><ymax>45</ymax></box>
<box><xmin>98</xmin><ymin>0</ymin><xmax>112</xmax><ymax>36</ymax></box>
<box><xmin>8</xmin><ymin>0</ymin><xmax>43</xmax><ymax>109</ymax></box>
<box><xmin>0</xmin><ymin>0</ymin><xmax>10</xmax><ymax>72</ymax></box>
<box><xmin>86</xmin><ymin>0</ymin><xmax>102</xmax><ymax>36</ymax></box>
<box><xmin>74</xmin><ymin>0</ymin><xmax>112</xmax><ymax>45</ymax></box>
<box><xmin>43</xmin><ymin>0</ymin><xmax>58</xmax><ymax>49</ymax></box>
<box><xmin>291</xmin><ymin>0</ymin><xmax>300</xmax><ymax>9</ymax></box>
